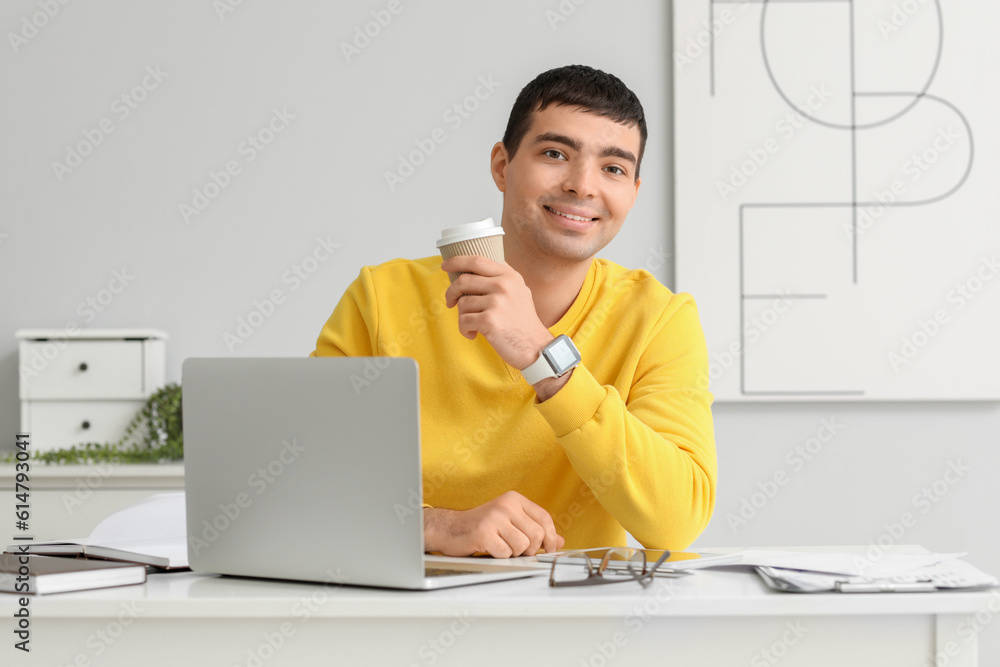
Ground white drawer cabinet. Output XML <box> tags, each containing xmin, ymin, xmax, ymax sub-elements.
<box><xmin>17</xmin><ymin>329</ymin><xmax>168</xmax><ymax>453</ymax></box>
<box><xmin>29</xmin><ymin>401</ymin><xmax>143</xmax><ymax>451</ymax></box>
<box><xmin>20</xmin><ymin>340</ymin><xmax>146</xmax><ymax>399</ymax></box>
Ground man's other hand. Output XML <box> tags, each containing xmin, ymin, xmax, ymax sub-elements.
<box><xmin>441</xmin><ymin>256</ymin><xmax>553</xmax><ymax>371</ymax></box>
<box><xmin>423</xmin><ymin>490</ymin><xmax>566</xmax><ymax>558</ymax></box>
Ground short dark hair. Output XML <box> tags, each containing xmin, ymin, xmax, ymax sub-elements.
<box><xmin>501</xmin><ymin>64</ymin><xmax>647</xmax><ymax>180</ymax></box>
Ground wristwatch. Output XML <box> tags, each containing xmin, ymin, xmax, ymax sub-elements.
<box><xmin>520</xmin><ymin>334</ymin><xmax>582</xmax><ymax>385</ymax></box>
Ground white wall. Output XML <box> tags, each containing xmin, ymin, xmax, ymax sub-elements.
<box><xmin>2</xmin><ymin>0</ymin><xmax>998</xmax><ymax>662</ymax></box>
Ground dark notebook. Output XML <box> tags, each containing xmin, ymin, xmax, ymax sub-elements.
<box><xmin>0</xmin><ymin>553</ymin><xmax>146</xmax><ymax>595</ymax></box>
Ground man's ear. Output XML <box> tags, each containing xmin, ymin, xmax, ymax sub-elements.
<box><xmin>490</xmin><ymin>141</ymin><xmax>509</xmax><ymax>193</ymax></box>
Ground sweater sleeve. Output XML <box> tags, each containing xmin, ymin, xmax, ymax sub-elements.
<box><xmin>309</xmin><ymin>267</ymin><xmax>378</xmax><ymax>358</ymax></box>
<box><xmin>534</xmin><ymin>297</ymin><xmax>717</xmax><ymax>550</ymax></box>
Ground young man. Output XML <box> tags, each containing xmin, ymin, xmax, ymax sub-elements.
<box><xmin>311</xmin><ymin>65</ymin><xmax>716</xmax><ymax>558</ymax></box>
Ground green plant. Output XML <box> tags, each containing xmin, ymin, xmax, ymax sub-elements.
<box><xmin>8</xmin><ymin>383</ymin><xmax>183</xmax><ymax>465</ymax></box>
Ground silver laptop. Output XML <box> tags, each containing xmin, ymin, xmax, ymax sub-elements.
<box><xmin>181</xmin><ymin>357</ymin><xmax>546</xmax><ymax>590</ymax></box>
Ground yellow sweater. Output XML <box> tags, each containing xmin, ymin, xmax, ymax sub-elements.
<box><xmin>310</xmin><ymin>256</ymin><xmax>716</xmax><ymax>550</ymax></box>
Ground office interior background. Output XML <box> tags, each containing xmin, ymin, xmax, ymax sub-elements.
<box><xmin>1</xmin><ymin>0</ymin><xmax>998</xmax><ymax>660</ymax></box>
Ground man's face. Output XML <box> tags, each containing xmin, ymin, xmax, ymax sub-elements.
<box><xmin>491</xmin><ymin>104</ymin><xmax>642</xmax><ymax>265</ymax></box>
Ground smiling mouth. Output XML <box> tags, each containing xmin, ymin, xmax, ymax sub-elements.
<box><xmin>544</xmin><ymin>206</ymin><xmax>597</xmax><ymax>223</ymax></box>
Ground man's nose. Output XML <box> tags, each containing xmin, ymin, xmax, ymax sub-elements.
<box><xmin>562</xmin><ymin>162</ymin><xmax>597</xmax><ymax>198</ymax></box>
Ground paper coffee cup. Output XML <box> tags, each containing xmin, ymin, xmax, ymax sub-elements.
<box><xmin>436</xmin><ymin>218</ymin><xmax>505</xmax><ymax>283</ymax></box>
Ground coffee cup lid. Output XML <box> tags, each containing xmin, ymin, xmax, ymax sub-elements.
<box><xmin>436</xmin><ymin>218</ymin><xmax>504</xmax><ymax>247</ymax></box>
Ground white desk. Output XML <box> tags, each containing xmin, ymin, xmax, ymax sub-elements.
<box><xmin>1</xmin><ymin>552</ymin><xmax>994</xmax><ymax>667</ymax></box>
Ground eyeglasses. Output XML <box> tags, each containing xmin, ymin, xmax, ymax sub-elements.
<box><xmin>548</xmin><ymin>548</ymin><xmax>693</xmax><ymax>588</ymax></box>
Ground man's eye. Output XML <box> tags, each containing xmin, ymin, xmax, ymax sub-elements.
<box><xmin>543</xmin><ymin>149</ymin><xmax>565</xmax><ymax>160</ymax></box>
<box><xmin>605</xmin><ymin>166</ymin><xmax>625</xmax><ymax>175</ymax></box>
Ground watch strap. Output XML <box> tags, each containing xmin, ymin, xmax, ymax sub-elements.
<box><xmin>520</xmin><ymin>351</ymin><xmax>557</xmax><ymax>385</ymax></box>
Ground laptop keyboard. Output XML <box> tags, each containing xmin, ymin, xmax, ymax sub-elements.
<box><xmin>425</xmin><ymin>567</ymin><xmax>470</xmax><ymax>578</ymax></box>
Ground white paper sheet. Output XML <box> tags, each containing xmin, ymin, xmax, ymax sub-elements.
<box><xmin>733</xmin><ymin>550</ymin><xmax>966</xmax><ymax>577</ymax></box>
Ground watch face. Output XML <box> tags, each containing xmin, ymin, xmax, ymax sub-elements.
<box><xmin>545</xmin><ymin>335</ymin><xmax>581</xmax><ymax>374</ymax></box>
